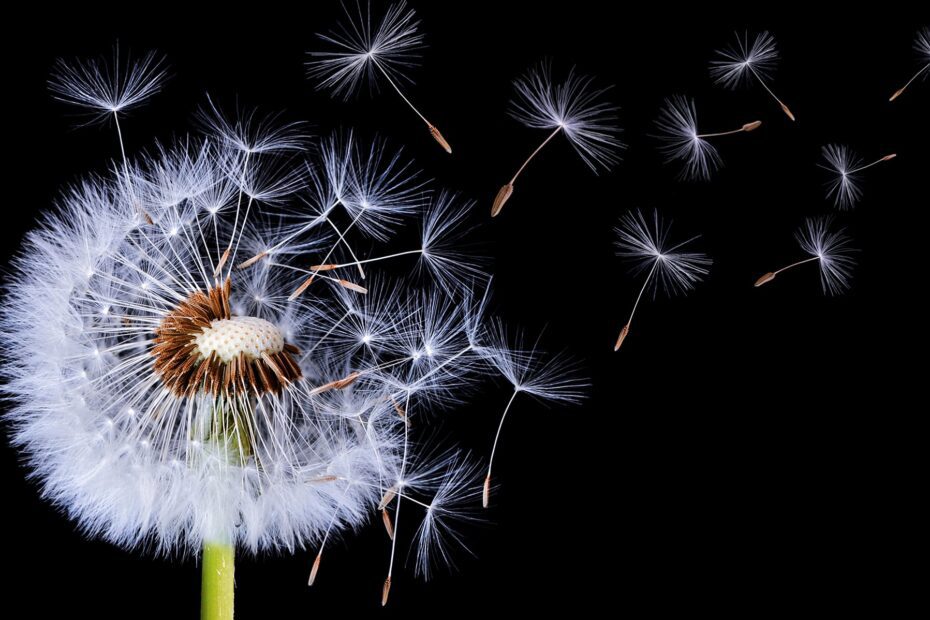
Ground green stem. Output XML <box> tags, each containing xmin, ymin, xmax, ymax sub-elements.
<box><xmin>201</xmin><ymin>541</ymin><xmax>235</xmax><ymax>620</ymax></box>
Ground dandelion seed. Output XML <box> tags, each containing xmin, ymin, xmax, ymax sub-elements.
<box><xmin>492</xmin><ymin>60</ymin><xmax>623</xmax><ymax>217</ymax></box>
<box><xmin>382</xmin><ymin>507</ymin><xmax>395</xmax><ymax>539</ymax></box>
<box><xmin>889</xmin><ymin>27</ymin><xmax>930</xmax><ymax>101</ymax></box>
<box><xmin>391</xmin><ymin>398</ymin><xmax>408</xmax><ymax>423</ymax></box>
<box><xmin>337</xmin><ymin>279</ymin><xmax>369</xmax><ymax>294</ymax></box>
<box><xmin>308</xmin><ymin>1</ymin><xmax>452</xmax><ymax>153</ymax></box>
<box><xmin>480</xmin><ymin>321</ymin><xmax>587</xmax><ymax>506</ymax></box>
<box><xmin>378</xmin><ymin>485</ymin><xmax>398</xmax><ymax>510</ymax></box>
<box><xmin>710</xmin><ymin>31</ymin><xmax>796</xmax><ymax>121</ymax></box>
<box><xmin>49</xmin><ymin>45</ymin><xmax>168</xmax><ymax>221</ymax></box>
<box><xmin>754</xmin><ymin>216</ymin><xmax>856</xmax><ymax>295</ymax></box>
<box><xmin>613</xmin><ymin>209</ymin><xmax>711</xmax><ymax>350</ymax></box>
<box><xmin>820</xmin><ymin>144</ymin><xmax>896</xmax><ymax>209</ymax></box>
<box><xmin>308</xmin><ymin>553</ymin><xmax>322</xmax><ymax>586</ymax></box>
<box><xmin>382</xmin><ymin>576</ymin><xmax>392</xmax><ymax>606</ymax></box>
<box><xmin>655</xmin><ymin>95</ymin><xmax>761</xmax><ymax>182</ymax></box>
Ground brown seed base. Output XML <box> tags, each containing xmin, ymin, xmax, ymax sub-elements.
<box><xmin>152</xmin><ymin>278</ymin><xmax>302</xmax><ymax>397</ymax></box>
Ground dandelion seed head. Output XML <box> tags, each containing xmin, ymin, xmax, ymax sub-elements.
<box><xmin>9</xmin><ymin>40</ymin><xmax>592</xmax><ymax>596</ymax></box>
<box><xmin>1</xmin><ymin>125</ymin><xmax>498</xmax><ymax>574</ymax></box>
<box><xmin>509</xmin><ymin>61</ymin><xmax>624</xmax><ymax>173</ymax></box>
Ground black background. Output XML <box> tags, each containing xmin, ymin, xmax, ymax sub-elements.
<box><xmin>2</xmin><ymin>4</ymin><xmax>926</xmax><ymax>617</ymax></box>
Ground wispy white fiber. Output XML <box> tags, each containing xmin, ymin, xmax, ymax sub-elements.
<box><xmin>509</xmin><ymin>60</ymin><xmax>624</xmax><ymax>173</ymax></box>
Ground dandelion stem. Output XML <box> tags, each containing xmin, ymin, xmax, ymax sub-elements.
<box><xmin>315</xmin><ymin>249</ymin><xmax>422</xmax><ymax>270</ymax></box>
<box><xmin>510</xmin><ymin>126</ymin><xmax>563</xmax><ymax>185</ymax></box>
<box><xmin>615</xmin><ymin>260</ymin><xmax>659</xmax><ymax>351</ymax></box>
<box><xmin>401</xmin><ymin>344</ymin><xmax>472</xmax><ymax>392</ymax></box>
<box><xmin>227</xmin><ymin>195</ymin><xmax>255</xmax><ymax>278</ymax></box>
<box><xmin>848</xmin><ymin>154</ymin><xmax>896</xmax><ymax>175</ymax></box>
<box><xmin>626</xmin><ymin>260</ymin><xmax>659</xmax><ymax>327</ymax></box>
<box><xmin>373</xmin><ymin>59</ymin><xmax>451</xmax><ymax>153</ymax></box>
<box><xmin>324</xmin><ymin>217</ymin><xmax>366</xmax><ymax>279</ymax></box>
<box><xmin>309</xmin><ymin>514</ymin><xmax>339</xmax><ymax>586</ymax></box>
<box><xmin>113</xmin><ymin>112</ymin><xmax>130</xmax><ymax>176</ymax></box>
<box><xmin>754</xmin><ymin>255</ymin><xmax>820</xmax><ymax>287</ymax></box>
<box><xmin>697</xmin><ymin>120</ymin><xmax>762</xmax><ymax>139</ymax></box>
<box><xmin>484</xmin><ymin>390</ymin><xmax>519</xmax><ymax>508</ymax></box>
<box><xmin>300</xmin><ymin>310</ymin><xmax>351</xmax><ymax>361</ymax></box>
<box><xmin>773</xmin><ymin>255</ymin><xmax>820</xmax><ymax>275</ymax></box>
<box><xmin>290</xmin><ymin>205</ymin><xmax>369</xmax><ymax>293</ymax></box>
<box><xmin>201</xmin><ymin>540</ymin><xmax>235</xmax><ymax>620</ymax></box>
<box><xmin>890</xmin><ymin>63</ymin><xmax>930</xmax><ymax>101</ymax></box>
<box><xmin>374</xmin><ymin>60</ymin><xmax>429</xmax><ymax>125</ymax></box>
<box><xmin>113</xmin><ymin>112</ymin><xmax>151</xmax><ymax>223</ymax></box>
<box><xmin>383</xmin><ymin>391</ymin><xmax>412</xmax><ymax>606</ymax></box>
<box><xmin>492</xmin><ymin>126</ymin><xmax>563</xmax><ymax>216</ymax></box>
<box><xmin>247</xmin><ymin>200</ymin><xmax>335</xmax><ymax>264</ymax></box>
<box><xmin>216</xmin><ymin>151</ymin><xmax>252</xmax><ymax>277</ymax></box>
<box><xmin>748</xmin><ymin>65</ymin><xmax>795</xmax><ymax>121</ymax></box>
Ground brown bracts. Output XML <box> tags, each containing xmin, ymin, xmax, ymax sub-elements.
<box><xmin>151</xmin><ymin>278</ymin><xmax>302</xmax><ymax>397</ymax></box>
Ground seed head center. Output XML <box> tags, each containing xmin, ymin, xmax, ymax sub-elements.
<box><xmin>152</xmin><ymin>280</ymin><xmax>301</xmax><ymax>397</ymax></box>
<box><xmin>195</xmin><ymin>316</ymin><xmax>285</xmax><ymax>363</ymax></box>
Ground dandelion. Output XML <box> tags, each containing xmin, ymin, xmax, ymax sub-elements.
<box><xmin>889</xmin><ymin>27</ymin><xmax>930</xmax><ymax>101</ymax></box>
<box><xmin>613</xmin><ymin>209</ymin><xmax>711</xmax><ymax>350</ymax></box>
<box><xmin>710</xmin><ymin>31</ymin><xmax>796</xmax><ymax>121</ymax></box>
<box><xmin>2</xmin><ymin>48</ymin><xmax>576</xmax><ymax>618</ymax></box>
<box><xmin>49</xmin><ymin>45</ymin><xmax>168</xmax><ymax>221</ymax></box>
<box><xmin>479</xmin><ymin>321</ymin><xmax>587</xmax><ymax>507</ymax></box>
<box><xmin>491</xmin><ymin>61</ymin><xmax>623</xmax><ymax>217</ymax></box>
<box><xmin>754</xmin><ymin>216</ymin><xmax>856</xmax><ymax>295</ymax></box>
<box><xmin>820</xmin><ymin>144</ymin><xmax>896</xmax><ymax>209</ymax></box>
<box><xmin>307</xmin><ymin>1</ymin><xmax>452</xmax><ymax>154</ymax></box>
<box><xmin>655</xmin><ymin>95</ymin><xmax>762</xmax><ymax>181</ymax></box>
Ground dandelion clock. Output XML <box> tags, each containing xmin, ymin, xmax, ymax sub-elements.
<box><xmin>1</xmin><ymin>47</ymin><xmax>584</xmax><ymax>618</ymax></box>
